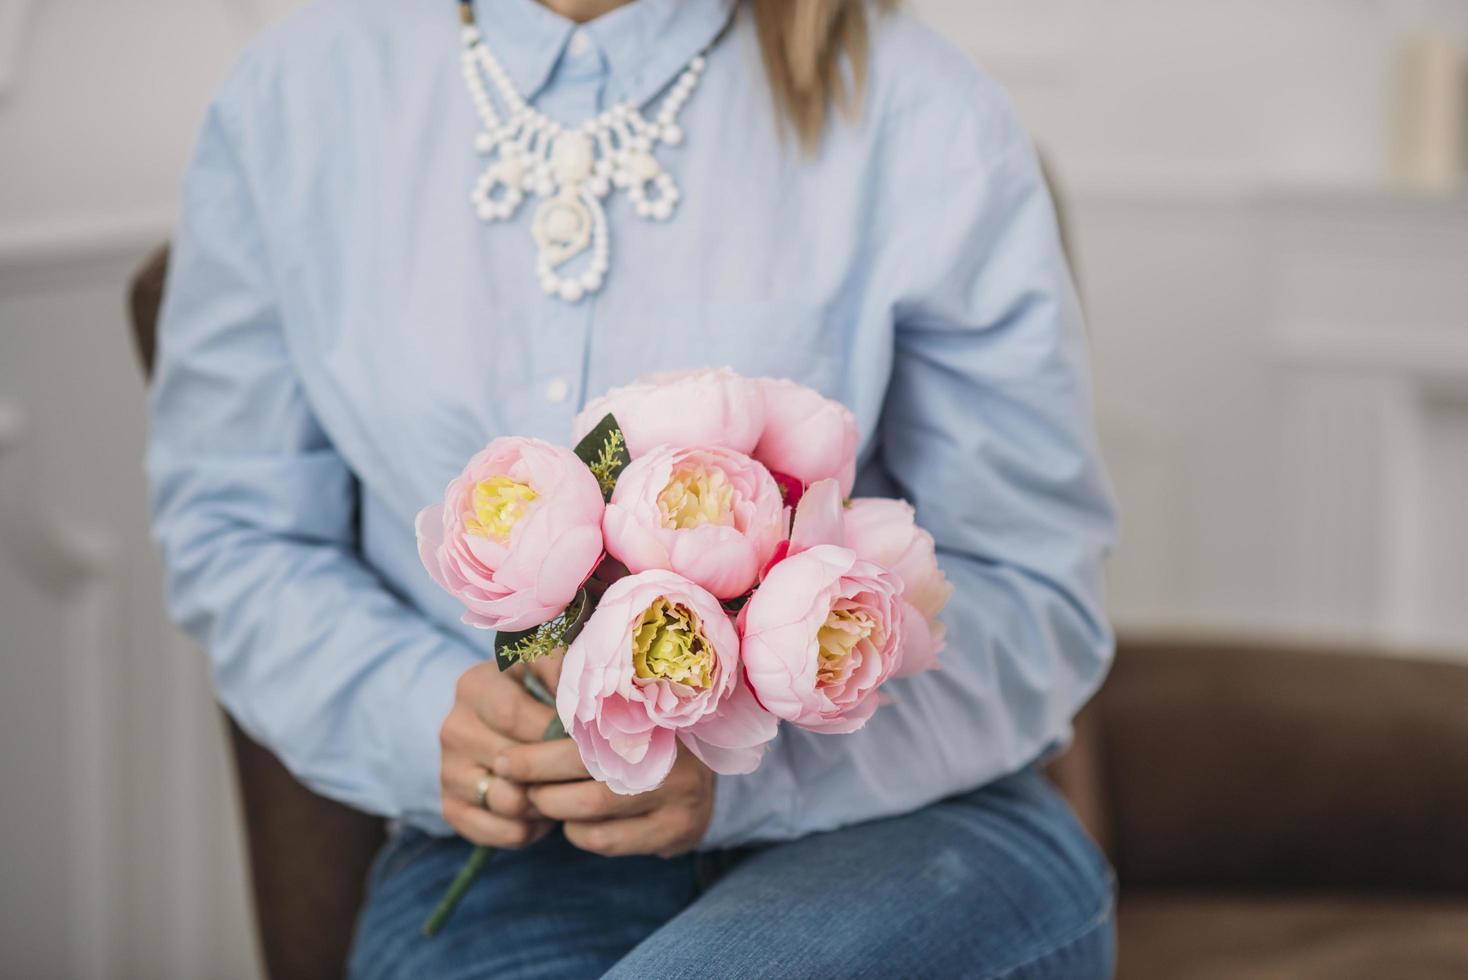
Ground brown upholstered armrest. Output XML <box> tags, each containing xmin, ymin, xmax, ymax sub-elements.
<box><xmin>1095</xmin><ymin>635</ymin><xmax>1468</xmax><ymax>893</ymax></box>
<box><xmin>227</xmin><ymin>717</ymin><xmax>386</xmax><ymax>979</ymax></box>
<box><xmin>129</xmin><ymin>245</ymin><xmax>170</xmax><ymax>376</ymax></box>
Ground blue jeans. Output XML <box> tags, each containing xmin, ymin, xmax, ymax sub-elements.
<box><xmin>349</xmin><ymin>768</ymin><xmax>1115</xmax><ymax>979</ymax></box>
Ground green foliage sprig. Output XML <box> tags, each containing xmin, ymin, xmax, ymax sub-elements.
<box><xmin>572</xmin><ymin>413</ymin><xmax>631</xmax><ymax>502</ymax></box>
<box><xmin>494</xmin><ymin>587</ymin><xmax>591</xmax><ymax>672</ymax></box>
<box><xmin>589</xmin><ymin>429</ymin><xmax>627</xmax><ymax>496</ymax></box>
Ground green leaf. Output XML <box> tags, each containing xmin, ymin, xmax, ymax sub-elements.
<box><xmin>493</xmin><ymin>588</ymin><xmax>593</xmax><ymax>671</ymax></box>
<box><xmin>559</xmin><ymin>584</ymin><xmax>594</xmax><ymax>646</ymax></box>
<box><xmin>573</xmin><ymin>413</ymin><xmax>630</xmax><ymax>500</ymax></box>
<box><xmin>721</xmin><ymin>591</ymin><xmax>752</xmax><ymax>614</ymax></box>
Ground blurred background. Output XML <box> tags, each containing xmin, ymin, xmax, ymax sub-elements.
<box><xmin>2</xmin><ymin>1</ymin><xmax>1466</xmax><ymax>977</ymax></box>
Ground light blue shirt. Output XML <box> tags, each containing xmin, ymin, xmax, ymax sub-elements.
<box><xmin>148</xmin><ymin>0</ymin><xmax>1117</xmax><ymax>846</ymax></box>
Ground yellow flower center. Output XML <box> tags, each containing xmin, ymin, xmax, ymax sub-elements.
<box><xmin>816</xmin><ymin>607</ymin><xmax>878</xmax><ymax>686</ymax></box>
<box><xmin>632</xmin><ymin>597</ymin><xmax>713</xmax><ymax>688</ymax></box>
<box><xmin>656</xmin><ymin>464</ymin><xmax>736</xmax><ymax>529</ymax></box>
<box><xmin>466</xmin><ymin>476</ymin><xmax>538</xmax><ymax>542</ymax></box>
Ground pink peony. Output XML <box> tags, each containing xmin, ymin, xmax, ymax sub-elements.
<box><xmin>416</xmin><ymin>437</ymin><xmax>604</xmax><ymax>632</ymax></box>
<box><xmin>786</xmin><ymin>478</ymin><xmax>846</xmax><ymax>557</ymax></box>
<box><xmin>751</xmin><ymin>377</ymin><xmax>861</xmax><ymax>497</ymax></box>
<box><xmin>572</xmin><ymin>367</ymin><xmax>765</xmax><ymax>459</ymax></box>
<box><xmin>602</xmin><ymin>445</ymin><xmax>787</xmax><ymax>600</ymax></box>
<box><xmin>740</xmin><ymin>544</ymin><xmax>907</xmax><ymax>734</ymax></box>
<box><xmin>843</xmin><ymin>498</ymin><xmax>953</xmax><ymax>677</ymax></box>
<box><xmin>556</xmin><ymin>569</ymin><xmax>778</xmax><ymax>794</ymax></box>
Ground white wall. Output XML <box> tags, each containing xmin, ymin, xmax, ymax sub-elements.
<box><xmin>1</xmin><ymin>250</ymin><xmax>259</xmax><ymax>979</ymax></box>
<box><xmin>914</xmin><ymin>0</ymin><xmax>1468</xmax><ymax>646</ymax></box>
<box><xmin>2</xmin><ymin>2</ymin><xmax>1466</xmax><ymax>977</ymax></box>
<box><xmin>917</xmin><ymin>0</ymin><xmax>1468</xmax><ymax>193</ymax></box>
<box><xmin>2</xmin><ymin>6</ymin><xmax>277</xmax><ymax>976</ymax></box>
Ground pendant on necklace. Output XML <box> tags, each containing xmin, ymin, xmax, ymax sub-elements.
<box><xmin>458</xmin><ymin>4</ymin><xmax>707</xmax><ymax>303</ymax></box>
<box><xmin>533</xmin><ymin>193</ymin><xmax>593</xmax><ymax>267</ymax></box>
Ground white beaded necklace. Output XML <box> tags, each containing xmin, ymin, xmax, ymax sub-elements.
<box><xmin>457</xmin><ymin>1</ymin><xmax>707</xmax><ymax>303</ymax></box>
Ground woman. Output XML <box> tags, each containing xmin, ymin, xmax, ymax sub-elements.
<box><xmin>149</xmin><ymin>0</ymin><xmax>1118</xmax><ymax>976</ymax></box>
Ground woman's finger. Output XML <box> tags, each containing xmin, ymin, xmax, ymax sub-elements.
<box><xmin>442</xmin><ymin>760</ymin><xmax>539</xmax><ymax>819</ymax></box>
<box><xmin>442</xmin><ymin>796</ymin><xmax>551</xmax><ymax>850</ymax></box>
<box><xmin>493</xmin><ymin>738</ymin><xmax>590</xmax><ymax>784</ymax></box>
<box><xmin>475</xmin><ymin>675</ymin><xmax>557</xmax><ymax>742</ymax></box>
<box><xmin>527</xmin><ymin>777</ymin><xmax>659</xmax><ymax>822</ymax></box>
<box><xmin>563</xmin><ymin>809</ymin><xmax>698</xmax><ymax>858</ymax></box>
<box><xmin>439</xmin><ymin>706</ymin><xmax>516</xmax><ymax>768</ymax></box>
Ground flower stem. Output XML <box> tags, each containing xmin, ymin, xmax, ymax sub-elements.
<box><xmin>421</xmin><ymin>675</ymin><xmax>563</xmax><ymax>937</ymax></box>
<box><xmin>421</xmin><ymin>844</ymin><xmax>492</xmax><ymax>937</ymax></box>
<box><xmin>522</xmin><ymin>670</ymin><xmax>555</xmax><ymax>708</ymax></box>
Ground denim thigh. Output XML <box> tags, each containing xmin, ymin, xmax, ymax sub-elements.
<box><xmin>349</xmin><ymin>769</ymin><xmax>1113</xmax><ymax>980</ymax></box>
<box><xmin>348</xmin><ymin>827</ymin><xmax>699</xmax><ymax>980</ymax></box>
<box><xmin>605</xmin><ymin>768</ymin><xmax>1116</xmax><ymax>980</ymax></box>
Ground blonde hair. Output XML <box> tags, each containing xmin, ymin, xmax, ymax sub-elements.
<box><xmin>751</xmin><ymin>0</ymin><xmax>893</xmax><ymax>151</ymax></box>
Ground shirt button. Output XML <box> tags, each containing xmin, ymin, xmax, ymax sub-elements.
<box><xmin>545</xmin><ymin>378</ymin><xmax>570</xmax><ymax>404</ymax></box>
<box><xmin>567</xmin><ymin>30</ymin><xmax>592</xmax><ymax>59</ymax></box>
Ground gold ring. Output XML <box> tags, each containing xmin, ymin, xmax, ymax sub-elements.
<box><xmin>473</xmin><ymin>772</ymin><xmax>494</xmax><ymax>811</ymax></box>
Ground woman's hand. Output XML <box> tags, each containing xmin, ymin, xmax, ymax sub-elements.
<box><xmin>446</xmin><ymin>655</ymin><xmax>715</xmax><ymax>858</ymax></box>
<box><xmin>499</xmin><ymin>741</ymin><xmax>715</xmax><ymax>859</ymax></box>
<box><xmin>439</xmin><ymin>660</ymin><xmax>558</xmax><ymax>849</ymax></box>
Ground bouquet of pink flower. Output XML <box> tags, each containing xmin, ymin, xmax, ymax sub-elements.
<box><xmin>416</xmin><ymin>367</ymin><xmax>951</xmax><ymax>933</ymax></box>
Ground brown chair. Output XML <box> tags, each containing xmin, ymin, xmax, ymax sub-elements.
<box><xmin>131</xmin><ymin>246</ymin><xmax>386</xmax><ymax>980</ymax></box>
<box><xmin>1071</xmin><ymin>635</ymin><xmax>1468</xmax><ymax>978</ymax></box>
<box><xmin>132</xmin><ymin>251</ymin><xmax>1468</xmax><ymax>978</ymax></box>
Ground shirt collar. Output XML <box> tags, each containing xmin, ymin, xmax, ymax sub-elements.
<box><xmin>471</xmin><ymin>0</ymin><xmax>736</xmax><ymax>108</ymax></box>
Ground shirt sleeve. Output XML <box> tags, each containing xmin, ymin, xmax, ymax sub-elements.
<box><xmin>702</xmin><ymin>78</ymin><xmax>1117</xmax><ymax>848</ymax></box>
<box><xmin>146</xmin><ymin>97</ymin><xmax>476</xmax><ymax>831</ymax></box>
